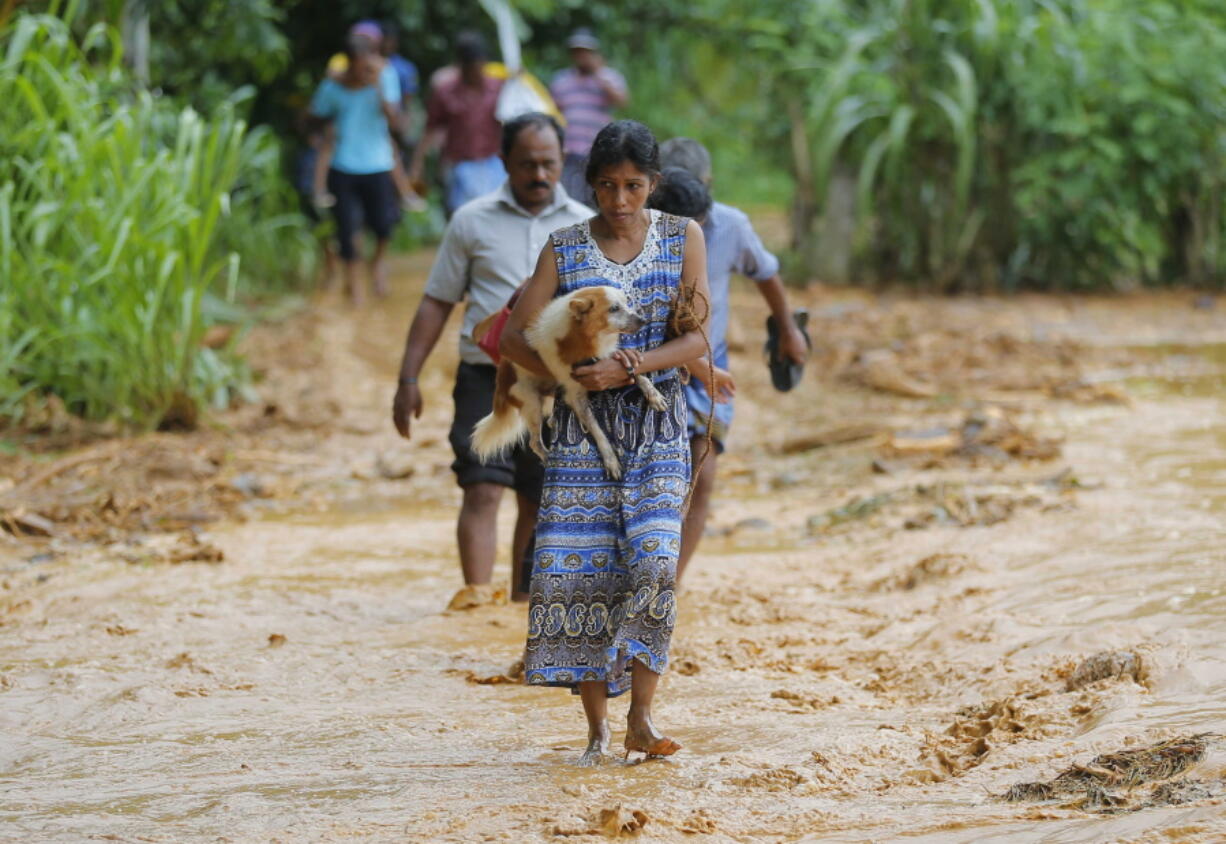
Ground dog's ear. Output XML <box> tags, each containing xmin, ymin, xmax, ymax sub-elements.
<box><xmin>569</xmin><ymin>296</ymin><xmax>593</xmax><ymax>319</ymax></box>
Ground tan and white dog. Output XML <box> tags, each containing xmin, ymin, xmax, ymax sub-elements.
<box><xmin>471</xmin><ymin>286</ymin><xmax>667</xmax><ymax>480</ymax></box>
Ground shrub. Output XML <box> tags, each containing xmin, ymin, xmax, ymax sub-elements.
<box><xmin>0</xmin><ymin>13</ymin><xmax>315</xmax><ymax>427</ymax></box>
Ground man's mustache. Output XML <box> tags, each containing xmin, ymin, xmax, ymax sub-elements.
<box><xmin>527</xmin><ymin>181</ymin><xmax>550</xmax><ymax>191</ymax></box>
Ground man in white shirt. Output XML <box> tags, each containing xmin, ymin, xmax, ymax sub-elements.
<box><xmin>392</xmin><ymin>113</ymin><xmax>590</xmax><ymax>605</ymax></box>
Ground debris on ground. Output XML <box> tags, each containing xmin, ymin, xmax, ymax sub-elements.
<box><xmin>780</xmin><ymin>422</ymin><xmax>884</xmax><ymax>455</ymax></box>
<box><xmin>808</xmin><ymin>493</ymin><xmax>894</xmax><ymax>534</ymax></box>
<box><xmin>1001</xmin><ymin>734</ymin><xmax>1218</xmax><ymax>811</ymax></box>
<box><xmin>1146</xmin><ymin>777</ymin><xmax>1226</xmax><ymax>807</ymax></box>
<box><xmin>120</xmin><ymin>532</ymin><xmax>225</xmax><ymax>565</ymax></box>
<box><xmin>882</xmin><ymin>407</ymin><xmax>1062</xmax><ymax>467</ymax></box>
<box><xmin>871</xmin><ymin>553</ymin><xmax>977</xmax><ymax>591</ymax></box>
<box><xmin>859</xmin><ymin>350</ymin><xmax>939</xmax><ymax>398</ymax></box>
<box><xmin>915</xmin><ymin>696</ymin><xmax>1056</xmax><ymax>782</ymax></box>
<box><xmin>456</xmin><ymin>659</ymin><xmax>523</xmax><ymax>685</ymax></box>
<box><xmin>597</xmin><ymin>805</ymin><xmax>650</xmax><ymax>837</ymax></box>
<box><xmin>445</xmin><ymin>583</ymin><xmax>507</xmax><ymax>611</ymax></box>
<box><xmin>904</xmin><ymin>480</ymin><xmax>1070</xmax><ymax>529</ymax></box>
<box><xmin>1064</xmin><ymin>651</ymin><xmax>1145</xmax><ymax>692</ymax></box>
<box><xmin>675</xmin><ymin>809</ymin><xmax>717</xmax><ymax>834</ymax></box>
<box><xmin>817</xmin><ymin>304</ymin><xmax>1134</xmax><ymax>403</ymax></box>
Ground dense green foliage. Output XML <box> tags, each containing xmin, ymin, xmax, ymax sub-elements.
<box><xmin>4</xmin><ymin>0</ymin><xmax>1224</xmax><ymax>429</ymax></box>
<box><xmin>0</xmin><ymin>13</ymin><xmax>315</xmax><ymax>427</ymax></box>
<box><xmin>569</xmin><ymin>0</ymin><xmax>1226</xmax><ymax>290</ymax></box>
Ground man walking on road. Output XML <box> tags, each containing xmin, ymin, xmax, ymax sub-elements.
<box><xmin>392</xmin><ymin>113</ymin><xmax>589</xmax><ymax>607</ymax></box>
<box><xmin>657</xmin><ymin>138</ymin><xmax>811</xmax><ymax>581</ymax></box>
<box><xmin>549</xmin><ymin>27</ymin><xmax>628</xmax><ymax>206</ymax></box>
<box><xmin>410</xmin><ymin>31</ymin><xmax>505</xmax><ymax>217</ymax></box>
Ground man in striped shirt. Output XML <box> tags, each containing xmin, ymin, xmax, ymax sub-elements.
<box><xmin>549</xmin><ymin>28</ymin><xmax>629</xmax><ymax>206</ymax></box>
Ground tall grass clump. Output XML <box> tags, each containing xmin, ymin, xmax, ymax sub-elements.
<box><xmin>0</xmin><ymin>12</ymin><xmax>314</xmax><ymax>427</ymax></box>
<box><xmin>784</xmin><ymin>0</ymin><xmax>1226</xmax><ymax>290</ymax></box>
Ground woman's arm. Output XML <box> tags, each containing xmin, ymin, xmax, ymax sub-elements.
<box><xmin>640</xmin><ymin>220</ymin><xmax>711</xmax><ymax>371</ymax></box>
<box><xmin>499</xmin><ymin>243</ymin><xmax>561</xmax><ymax>379</ymax></box>
<box><xmin>573</xmin><ymin>220</ymin><xmax>711</xmax><ymax>390</ymax></box>
<box><xmin>642</xmin><ymin>220</ymin><xmax>710</xmax><ymax>371</ymax></box>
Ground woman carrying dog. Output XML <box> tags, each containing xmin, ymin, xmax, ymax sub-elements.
<box><xmin>500</xmin><ymin>120</ymin><xmax>710</xmax><ymax>766</ymax></box>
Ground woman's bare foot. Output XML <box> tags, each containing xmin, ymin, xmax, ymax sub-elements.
<box><xmin>576</xmin><ymin>720</ymin><xmax>611</xmax><ymax>767</ymax></box>
<box><xmin>624</xmin><ymin>708</ymin><xmax>681</xmax><ymax>759</ymax></box>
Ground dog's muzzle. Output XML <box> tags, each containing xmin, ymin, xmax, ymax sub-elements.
<box><xmin>618</xmin><ymin>310</ymin><xmax>647</xmax><ymax>332</ymax></box>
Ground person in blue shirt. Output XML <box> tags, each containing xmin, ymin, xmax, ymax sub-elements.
<box><xmin>309</xmin><ymin>34</ymin><xmax>404</xmax><ymax>305</ymax></box>
<box><xmin>655</xmin><ymin>140</ymin><xmax>811</xmax><ymax>580</ymax></box>
<box><xmin>379</xmin><ymin>21</ymin><xmax>419</xmax><ymax>116</ymax></box>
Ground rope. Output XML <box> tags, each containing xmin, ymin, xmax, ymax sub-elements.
<box><xmin>669</xmin><ymin>281</ymin><xmax>714</xmax><ymax>515</ymax></box>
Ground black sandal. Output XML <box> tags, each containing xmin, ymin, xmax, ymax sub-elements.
<box><xmin>764</xmin><ymin>310</ymin><xmax>811</xmax><ymax>392</ymax></box>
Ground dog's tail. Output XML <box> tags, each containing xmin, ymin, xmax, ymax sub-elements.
<box><xmin>470</xmin><ymin>361</ymin><xmax>528</xmax><ymax>460</ymax></box>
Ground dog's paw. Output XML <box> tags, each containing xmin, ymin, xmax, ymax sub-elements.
<box><xmin>638</xmin><ymin>378</ymin><xmax>668</xmax><ymax>411</ymax></box>
<box><xmin>605</xmin><ymin>458</ymin><xmax>623</xmax><ymax>480</ymax></box>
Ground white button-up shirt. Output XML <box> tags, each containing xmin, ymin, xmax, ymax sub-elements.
<box><xmin>424</xmin><ymin>181</ymin><xmax>591</xmax><ymax>365</ymax></box>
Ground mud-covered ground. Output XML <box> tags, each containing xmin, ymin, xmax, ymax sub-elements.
<box><xmin>2</xmin><ymin>245</ymin><xmax>1225</xmax><ymax>841</ymax></box>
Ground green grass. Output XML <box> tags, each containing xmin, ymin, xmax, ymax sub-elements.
<box><xmin>1</xmin><ymin>12</ymin><xmax>315</xmax><ymax>428</ymax></box>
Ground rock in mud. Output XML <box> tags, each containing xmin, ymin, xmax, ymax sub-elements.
<box><xmin>1065</xmin><ymin>651</ymin><xmax>1143</xmax><ymax>691</ymax></box>
<box><xmin>375</xmin><ymin>450</ymin><xmax>416</xmax><ymax>480</ymax></box>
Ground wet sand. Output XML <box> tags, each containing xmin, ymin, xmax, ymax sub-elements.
<box><xmin>2</xmin><ymin>250</ymin><xmax>1225</xmax><ymax>841</ymax></box>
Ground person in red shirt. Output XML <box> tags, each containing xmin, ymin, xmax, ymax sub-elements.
<box><xmin>409</xmin><ymin>31</ymin><xmax>506</xmax><ymax>217</ymax></box>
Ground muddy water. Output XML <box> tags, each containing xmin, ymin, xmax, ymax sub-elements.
<box><xmin>2</xmin><ymin>270</ymin><xmax>1225</xmax><ymax>840</ymax></box>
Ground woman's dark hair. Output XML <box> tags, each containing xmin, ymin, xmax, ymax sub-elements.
<box><xmin>501</xmin><ymin>112</ymin><xmax>565</xmax><ymax>159</ymax></box>
<box><xmin>648</xmin><ymin>167</ymin><xmax>712</xmax><ymax>220</ymax></box>
<box><xmin>585</xmin><ymin>120</ymin><xmax>660</xmax><ymax>186</ymax></box>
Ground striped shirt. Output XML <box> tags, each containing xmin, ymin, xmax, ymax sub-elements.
<box><xmin>549</xmin><ymin>67</ymin><xmax>627</xmax><ymax>156</ymax></box>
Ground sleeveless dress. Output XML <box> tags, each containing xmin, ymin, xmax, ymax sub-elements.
<box><xmin>524</xmin><ymin>210</ymin><xmax>692</xmax><ymax>697</ymax></box>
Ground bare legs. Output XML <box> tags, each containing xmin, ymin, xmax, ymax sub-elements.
<box><xmin>574</xmin><ymin>660</ymin><xmax>680</xmax><ymax>766</ymax></box>
<box><xmin>457</xmin><ymin>483</ymin><xmax>503</xmax><ymax>585</ymax></box>
<box><xmin>677</xmin><ymin>435</ymin><xmax>718</xmax><ymax>581</ymax></box>
<box><xmin>577</xmin><ymin>681</ymin><xmax>611</xmax><ymax>767</ymax></box>
<box><xmin>368</xmin><ymin>237</ymin><xmax>390</xmax><ymax>298</ymax></box>
<box><xmin>339</xmin><ymin>236</ymin><xmax>391</xmax><ymax>305</ymax></box>
<box><xmin>457</xmin><ymin>484</ymin><xmax>538</xmax><ymax>596</ymax></box>
<box><xmin>511</xmin><ymin>491</ymin><xmax>537</xmax><ymax>603</ymax></box>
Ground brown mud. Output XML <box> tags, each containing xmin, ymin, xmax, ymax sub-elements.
<box><xmin>2</xmin><ymin>245</ymin><xmax>1226</xmax><ymax>841</ymax></box>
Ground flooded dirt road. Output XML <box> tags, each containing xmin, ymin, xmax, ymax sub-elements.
<box><xmin>2</xmin><ymin>251</ymin><xmax>1225</xmax><ymax>841</ymax></box>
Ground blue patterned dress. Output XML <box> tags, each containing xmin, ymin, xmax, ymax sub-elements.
<box><xmin>524</xmin><ymin>210</ymin><xmax>692</xmax><ymax>697</ymax></box>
